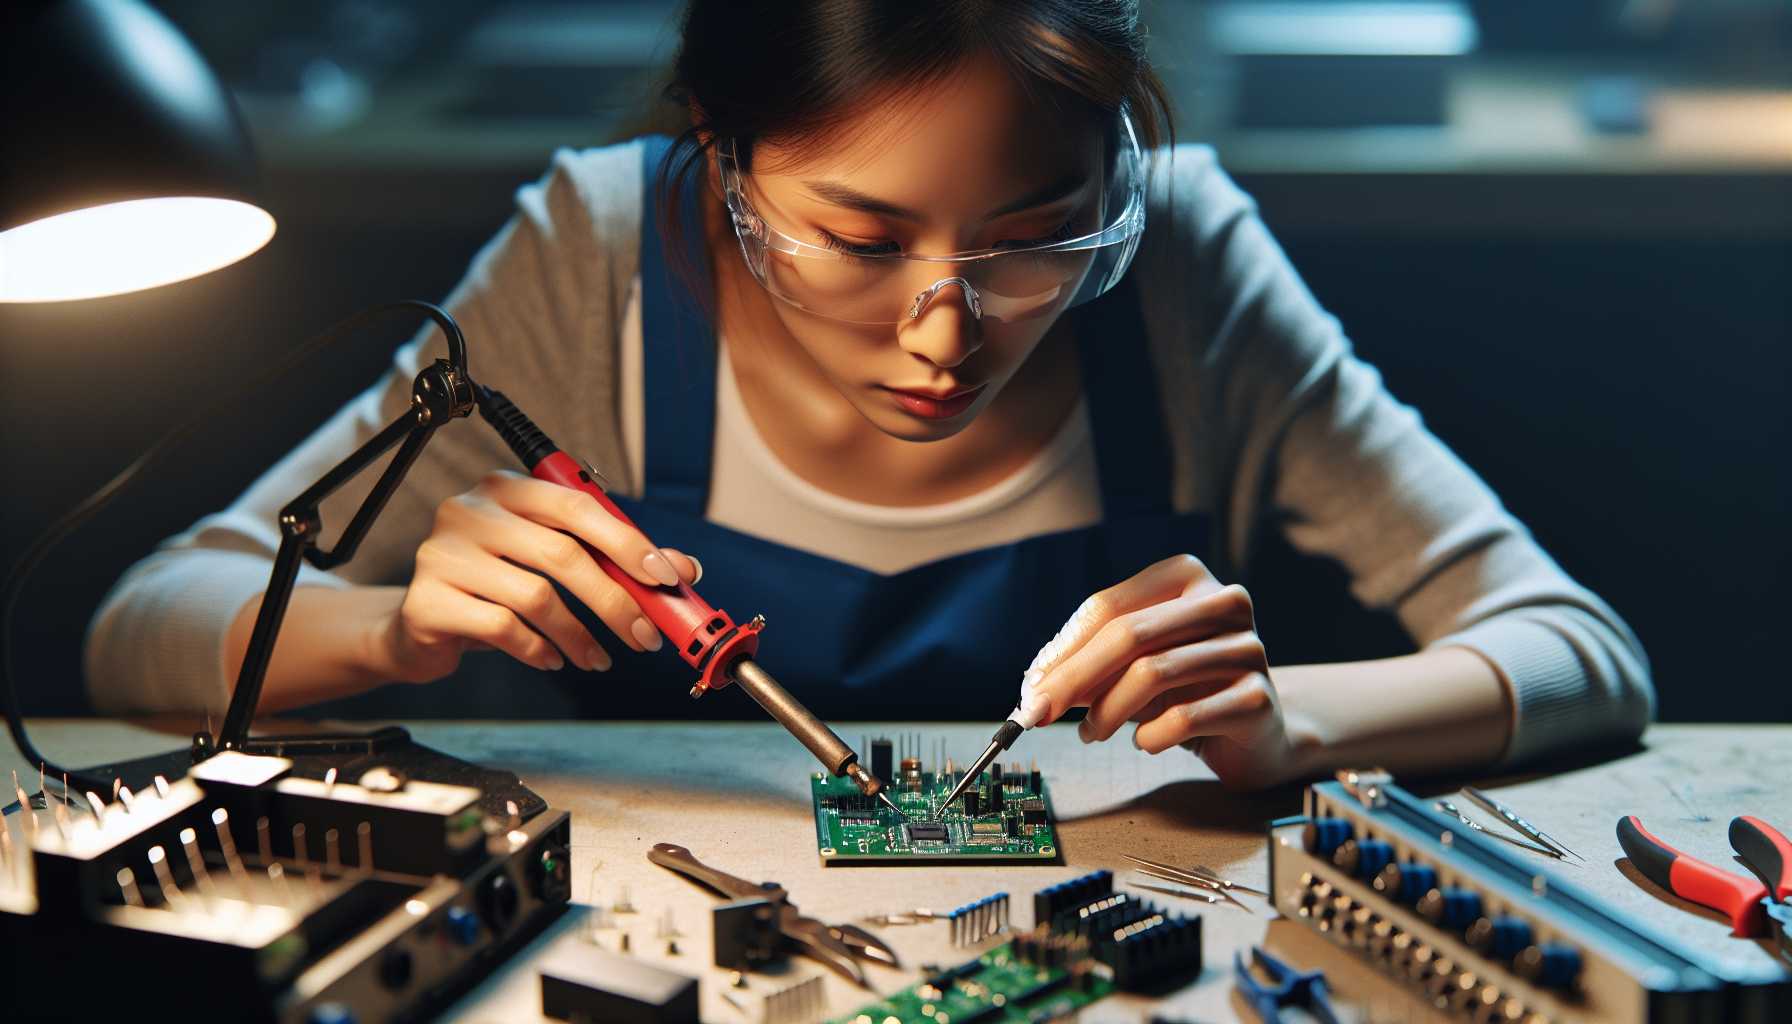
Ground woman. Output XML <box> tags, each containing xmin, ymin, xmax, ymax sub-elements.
<box><xmin>87</xmin><ymin>1</ymin><xmax>1651</xmax><ymax>788</ymax></box>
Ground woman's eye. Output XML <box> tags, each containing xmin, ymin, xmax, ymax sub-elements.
<box><xmin>996</xmin><ymin>216</ymin><xmax>1079</xmax><ymax>250</ymax></box>
<box><xmin>817</xmin><ymin>230</ymin><xmax>899</xmax><ymax>257</ymax></box>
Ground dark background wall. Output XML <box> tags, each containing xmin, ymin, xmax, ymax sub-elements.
<box><xmin>2</xmin><ymin>0</ymin><xmax>1788</xmax><ymax>724</ymax></box>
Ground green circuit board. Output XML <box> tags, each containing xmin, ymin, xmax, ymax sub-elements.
<box><xmin>811</xmin><ymin>749</ymin><xmax>1060</xmax><ymax>865</ymax></box>
<box><xmin>827</xmin><ymin>939</ymin><xmax>1113</xmax><ymax>1024</ymax></box>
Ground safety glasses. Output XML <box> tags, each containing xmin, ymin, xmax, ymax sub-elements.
<box><xmin>717</xmin><ymin>107</ymin><xmax>1146</xmax><ymax>326</ymax></box>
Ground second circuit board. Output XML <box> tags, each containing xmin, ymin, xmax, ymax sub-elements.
<box><xmin>812</xmin><ymin>735</ymin><xmax>1060</xmax><ymax>865</ymax></box>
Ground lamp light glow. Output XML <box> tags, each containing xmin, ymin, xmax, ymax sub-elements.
<box><xmin>0</xmin><ymin>197</ymin><xmax>275</xmax><ymax>303</ymax></box>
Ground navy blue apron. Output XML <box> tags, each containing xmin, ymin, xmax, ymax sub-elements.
<box><xmin>595</xmin><ymin>136</ymin><xmax>1211</xmax><ymax>720</ymax></box>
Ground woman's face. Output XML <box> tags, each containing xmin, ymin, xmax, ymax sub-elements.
<box><xmin>723</xmin><ymin>57</ymin><xmax>1107</xmax><ymax>443</ymax></box>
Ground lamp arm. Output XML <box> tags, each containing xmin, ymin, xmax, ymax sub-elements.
<box><xmin>2</xmin><ymin>300</ymin><xmax>470</xmax><ymax>790</ymax></box>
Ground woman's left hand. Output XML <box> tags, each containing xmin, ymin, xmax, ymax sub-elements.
<box><xmin>1027</xmin><ymin>554</ymin><xmax>1294</xmax><ymax>789</ymax></box>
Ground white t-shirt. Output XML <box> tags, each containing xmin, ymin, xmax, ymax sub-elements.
<box><xmin>617</xmin><ymin>276</ymin><xmax>1103</xmax><ymax>575</ymax></box>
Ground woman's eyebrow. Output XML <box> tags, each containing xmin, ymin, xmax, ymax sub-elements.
<box><xmin>799</xmin><ymin>170</ymin><xmax>1093</xmax><ymax>222</ymax></box>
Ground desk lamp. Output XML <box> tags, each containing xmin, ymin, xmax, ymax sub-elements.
<box><xmin>1</xmin><ymin>0</ymin><xmax>541</xmax><ymax>817</ymax></box>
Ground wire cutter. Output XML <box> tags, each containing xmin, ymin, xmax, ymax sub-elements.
<box><xmin>1617</xmin><ymin>814</ymin><xmax>1792</xmax><ymax>963</ymax></box>
<box><xmin>647</xmin><ymin>842</ymin><xmax>899</xmax><ymax>986</ymax></box>
<box><xmin>1234</xmin><ymin>945</ymin><xmax>1343</xmax><ymax>1024</ymax></box>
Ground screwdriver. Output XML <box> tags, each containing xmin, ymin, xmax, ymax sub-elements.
<box><xmin>477</xmin><ymin>386</ymin><xmax>902</xmax><ymax>817</ymax></box>
<box><xmin>938</xmin><ymin>672</ymin><xmax>1051</xmax><ymax>813</ymax></box>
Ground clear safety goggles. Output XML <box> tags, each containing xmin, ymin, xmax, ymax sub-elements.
<box><xmin>717</xmin><ymin>107</ymin><xmax>1146</xmax><ymax>326</ymax></box>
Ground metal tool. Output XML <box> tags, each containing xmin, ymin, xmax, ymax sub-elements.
<box><xmin>1234</xmin><ymin>945</ymin><xmax>1342</xmax><ymax>1024</ymax></box>
<box><xmin>646</xmin><ymin>842</ymin><xmax>899</xmax><ymax>986</ymax></box>
<box><xmin>479</xmin><ymin>387</ymin><xmax>900</xmax><ymax>817</ymax></box>
<box><xmin>1124</xmin><ymin>853</ymin><xmax>1267</xmax><ymax>897</ymax></box>
<box><xmin>1461</xmin><ymin>786</ymin><xmax>1583</xmax><ymax>862</ymax></box>
<box><xmin>1130</xmin><ymin>879</ymin><xmax>1222</xmax><ymax>905</ymax></box>
<box><xmin>1617</xmin><ymin>814</ymin><xmax>1792</xmax><ymax>962</ymax></box>
<box><xmin>939</xmin><ymin>679</ymin><xmax>1051</xmax><ymax>813</ymax></box>
<box><xmin>1436</xmin><ymin>799</ymin><xmax>1560</xmax><ymax>858</ymax></box>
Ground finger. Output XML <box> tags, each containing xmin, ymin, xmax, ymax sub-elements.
<box><xmin>1078</xmin><ymin>630</ymin><xmax>1267</xmax><ymax>742</ymax></box>
<box><xmin>405</xmin><ymin>577</ymin><xmax>565</xmax><ymax>672</ymax></box>
<box><xmin>1027</xmin><ymin>554</ymin><xmax>1220</xmax><ymax>681</ymax></box>
<box><xmin>659</xmin><ymin>547</ymin><xmax>701</xmax><ymax>585</ymax></box>
<box><xmin>427</xmin><ymin>541</ymin><xmax>611</xmax><ymax>671</ymax></box>
<box><xmin>476</xmin><ymin>470</ymin><xmax>685</xmax><ymax>587</ymax></box>
<box><xmin>434</xmin><ymin>500</ymin><xmax>652</xmax><ymax>654</ymax></box>
<box><xmin>1037</xmin><ymin>584</ymin><xmax>1256</xmax><ymax>724</ymax></box>
<box><xmin>1131</xmin><ymin>673</ymin><xmax>1278</xmax><ymax>754</ymax></box>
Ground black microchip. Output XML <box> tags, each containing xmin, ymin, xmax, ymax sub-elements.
<box><xmin>907</xmin><ymin>821</ymin><xmax>948</xmax><ymax>843</ymax></box>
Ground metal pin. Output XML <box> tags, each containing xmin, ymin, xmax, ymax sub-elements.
<box><xmin>117</xmin><ymin>866</ymin><xmax>144</xmax><ymax>907</ymax></box>
<box><xmin>256</xmin><ymin>816</ymin><xmax>272</xmax><ymax>864</ymax></box>
<box><xmin>357</xmin><ymin>822</ymin><xmax>373</xmax><ymax>874</ymax></box>
<box><xmin>11</xmin><ymin>774</ymin><xmax>37</xmax><ymax>839</ymax></box>
<box><xmin>117</xmin><ymin>786</ymin><xmax>136</xmax><ymax>814</ymax></box>
<box><xmin>213</xmin><ymin>808</ymin><xmax>250</xmax><ymax>892</ymax></box>
<box><xmin>505</xmin><ymin>800</ymin><xmax>521</xmax><ymax>830</ymax></box>
<box><xmin>38</xmin><ymin>764</ymin><xmax>44</xmax><ymax>805</ymax></box>
<box><xmin>153</xmin><ymin>775</ymin><xmax>170</xmax><ymax>800</ymax></box>
<box><xmin>148</xmin><ymin>845</ymin><xmax>184</xmax><ymax>908</ymax></box>
<box><xmin>292</xmin><ymin>823</ymin><xmax>308</xmax><ymax>866</ymax></box>
<box><xmin>325</xmin><ymin>828</ymin><xmax>341</xmax><ymax>874</ymax></box>
<box><xmin>51</xmin><ymin>798</ymin><xmax>71</xmax><ymax>840</ymax></box>
<box><xmin>84</xmin><ymin>790</ymin><xmax>106</xmax><ymax>827</ymax></box>
<box><xmin>180</xmin><ymin>826</ymin><xmax>217</xmax><ymax>899</ymax></box>
<box><xmin>111</xmin><ymin>777</ymin><xmax>121</xmax><ymax>803</ymax></box>
<box><xmin>267</xmin><ymin>862</ymin><xmax>290</xmax><ymax>907</ymax></box>
<box><xmin>0</xmin><ymin>814</ymin><xmax>12</xmax><ymax>878</ymax></box>
<box><xmin>322</xmin><ymin>767</ymin><xmax>338</xmax><ymax>796</ymax></box>
<box><xmin>60</xmin><ymin>771</ymin><xmax>70</xmax><ymax>808</ymax></box>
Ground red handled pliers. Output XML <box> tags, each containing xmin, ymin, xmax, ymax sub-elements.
<box><xmin>1617</xmin><ymin>814</ymin><xmax>1792</xmax><ymax>963</ymax></box>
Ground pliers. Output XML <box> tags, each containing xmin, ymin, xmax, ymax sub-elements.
<box><xmin>1234</xmin><ymin>945</ymin><xmax>1343</xmax><ymax>1024</ymax></box>
<box><xmin>1617</xmin><ymin>814</ymin><xmax>1792</xmax><ymax>963</ymax></box>
<box><xmin>647</xmin><ymin>842</ymin><xmax>899</xmax><ymax>986</ymax></box>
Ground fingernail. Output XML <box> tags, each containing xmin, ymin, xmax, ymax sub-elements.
<box><xmin>630</xmin><ymin>617</ymin><xmax>663</xmax><ymax>652</ymax></box>
<box><xmin>642</xmin><ymin>550</ymin><xmax>679</xmax><ymax>586</ymax></box>
<box><xmin>544</xmin><ymin>652</ymin><xmax>565</xmax><ymax>672</ymax></box>
<box><xmin>1077</xmin><ymin>719</ymin><xmax>1093</xmax><ymax>743</ymax></box>
<box><xmin>585</xmin><ymin>645</ymin><xmax>610</xmax><ymax>672</ymax></box>
<box><xmin>689</xmin><ymin>556</ymin><xmax>703</xmax><ymax>584</ymax></box>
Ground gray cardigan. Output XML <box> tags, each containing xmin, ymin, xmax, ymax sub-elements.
<box><xmin>84</xmin><ymin>140</ymin><xmax>1653</xmax><ymax>765</ymax></box>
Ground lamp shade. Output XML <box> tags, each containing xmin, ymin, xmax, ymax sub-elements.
<box><xmin>0</xmin><ymin>0</ymin><xmax>275</xmax><ymax>302</ymax></box>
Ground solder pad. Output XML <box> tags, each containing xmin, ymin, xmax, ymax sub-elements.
<box><xmin>810</xmin><ymin>768</ymin><xmax>1061</xmax><ymax>866</ymax></box>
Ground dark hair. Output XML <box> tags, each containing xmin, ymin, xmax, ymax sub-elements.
<box><xmin>655</xmin><ymin>0</ymin><xmax>1174</xmax><ymax>303</ymax></box>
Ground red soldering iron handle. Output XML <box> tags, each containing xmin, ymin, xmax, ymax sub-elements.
<box><xmin>529</xmin><ymin>450</ymin><xmax>759</xmax><ymax>691</ymax></box>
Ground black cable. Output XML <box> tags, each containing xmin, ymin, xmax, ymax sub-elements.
<box><xmin>2</xmin><ymin>300</ymin><xmax>464</xmax><ymax>794</ymax></box>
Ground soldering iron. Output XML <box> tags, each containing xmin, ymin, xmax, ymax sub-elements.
<box><xmin>477</xmin><ymin>386</ymin><xmax>902</xmax><ymax>817</ymax></box>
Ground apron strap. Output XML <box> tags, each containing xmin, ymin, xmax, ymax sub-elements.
<box><xmin>637</xmin><ymin>134</ymin><xmax>1172</xmax><ymax>519</ymax></box>
<box><xmin>639</xmin><ymin>135</ymin><xmax>720</xmax><ymax>516</ymax></box>
<box><xmin>1069</xmin><ymin>274</ymin><xmax>1175</xmax><ymax>517</ymax></box>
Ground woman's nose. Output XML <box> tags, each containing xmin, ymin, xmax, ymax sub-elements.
<box><xmin>898</xmin><ymin>277</ymin><xmax>983</xmax><ymax>368</ymax></box>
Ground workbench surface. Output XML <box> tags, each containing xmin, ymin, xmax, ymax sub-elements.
<box><xmin>7</xmin><ymin>721</ymin><xmax>1788</xmax><ymax>1022</ymax></box>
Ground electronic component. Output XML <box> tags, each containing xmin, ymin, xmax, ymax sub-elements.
<box><xmin>828</xmin><ymin>870</ymin><xmax>1201</xmax><ymax>1023</ymax></box>
<box><xmin>1</xmin><ymin>751</ymin><xmax>571</xmax><ymax>1023</ymax></box>
<box><xmin>906</xmin><ymin>821</ymin><xmax>948</xmax><ymax>843</ymax></box>
<box><xmin>539</xmin><ymin>945</ymin><xmax>698</xmax><ymax>1024</ymax></box>
<box><xmin>811</xmin><ymin>750</ymin><xmax>1060</xmax><ymax>865</ymax></box>
<box><xmin>762</xmin><ymin>975</ymin><xmax>826</xmax><ymax>1024</ymax></box>
<box><xmin>949</xmin><ymin>892</ymin><xmax>1010</xmax><ymax>946</ymax></box>
<box><xmin>1270</xmin><ymin>771</ymin><xmax>1792</xmax><ymax>1022</ymax></box>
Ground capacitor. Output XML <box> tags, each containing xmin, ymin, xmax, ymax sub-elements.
<box><xmin>963</xmin><ymin>790</ymin><xmax>981</xmax><ymax>817</ymax></box>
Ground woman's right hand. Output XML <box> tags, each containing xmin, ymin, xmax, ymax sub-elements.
<box><xmin>378</xmin><ymin>469</ymin><xmax>701</xmax><ymax>684</ymax></box>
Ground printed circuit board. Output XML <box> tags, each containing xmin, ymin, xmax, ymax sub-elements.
<box><xmin>812</xmin><ymin>736</ymin><xmax>1060</xmax><ymax>865</ymax></box>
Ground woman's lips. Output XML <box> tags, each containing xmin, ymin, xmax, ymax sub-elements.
<box><xmin>881</xmin><ymin>384</ymin><xmax>985</xmax><ymax>420</ymax></box>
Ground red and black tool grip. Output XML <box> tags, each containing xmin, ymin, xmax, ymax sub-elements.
<box><xmin>477</xmin><ymin>387</ymin><xmax>761</xmax><ymax>692</ymax></box>
<box><xmin>1617</xmin><ymin>816</ymin><xmax>1766</xmax><ymax>937</ymax></box>
<box><xmin>1730</xmin><ymin>815</ymin><xmax>1792</xmax><ymax>903</ymax></box>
